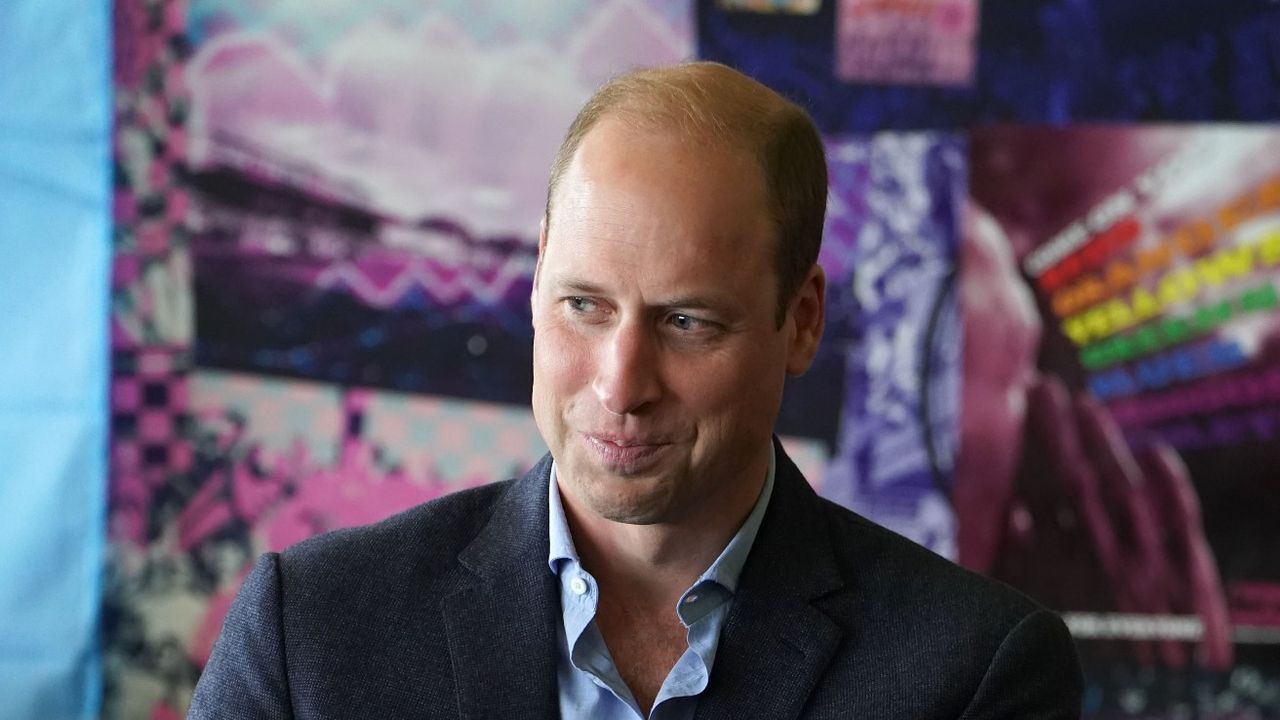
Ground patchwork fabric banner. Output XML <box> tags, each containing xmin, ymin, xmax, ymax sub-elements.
<box><xmin>105</xmin><ymin>1</ymin><xmax>1280</xmax><ymax>718</ymax></box>
<box><xmin>969</xmin><ymin>125</ymin><xmax>1280</xmax><ymax>717</ymax></box>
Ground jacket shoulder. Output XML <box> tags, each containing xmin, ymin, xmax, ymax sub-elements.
<box><xmin>278</xmin><ymin>479</ymin><xmax>516</xmax><ymax>596</ymax></box>
<box><xmin>817</xmin><ymin>495</ymin><xmax>1046</xmax><ymax>631</ymax></box>
<box><xmin>806</xmin><ymin>498</ymin><xmax>1081</xmax><ymax>716</ymax></box>
<box><xmin>198</xmin><ymin>472</ymin><xmax>552</xmax><ymax>718</ymax></box>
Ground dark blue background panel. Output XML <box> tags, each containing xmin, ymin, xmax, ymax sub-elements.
<box><xmin>697</xmin><ymin>0</ymin><xmax>1280</xmax><ymax>131</ymax></box>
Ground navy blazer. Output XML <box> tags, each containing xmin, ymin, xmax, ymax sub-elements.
<box><xmin>190</xmin><ymin>442</ymin><xmax>1083</xmax><ymax>719</ymax></box>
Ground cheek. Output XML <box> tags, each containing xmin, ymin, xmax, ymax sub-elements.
<box><xmin>533</xmin><ymin>323</ymin><xmax>593</xmax><ymax>400</ymax></box>
<box><xmin>680</xmin><ymin>347</ymin><xmax>786</xmax><ymax>429</ymax></box>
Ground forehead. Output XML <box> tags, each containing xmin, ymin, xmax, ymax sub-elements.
<box><xmin>547</xmin><ymin>118</ymin><xmax>773</xmax><ymax>279</ymax></box>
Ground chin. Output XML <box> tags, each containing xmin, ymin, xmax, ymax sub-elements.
<box><xmin>568</xmin><ymin>468</ymin><xmax>677</xmax><ymax>526</ymax></box>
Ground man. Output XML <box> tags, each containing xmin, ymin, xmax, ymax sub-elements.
<box><xmin>190</xmin><ymin>62</ymin><xmax>1082</xmax><ymax>719</ymax></box>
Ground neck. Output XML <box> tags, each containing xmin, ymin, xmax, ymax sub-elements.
<box><xmin>558</xmin><ymin>444</ymin><xmax>770</xmax><ymax>607</ymax></box>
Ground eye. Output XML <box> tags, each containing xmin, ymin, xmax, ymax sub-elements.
<box><xmin>667</xmin><ymin>312</ymin><xmax>725</xmax><ymax>338</ymax></box>
<box><xmin>566</xmin><ymin>296</ymin><xmax>597</xmax><ymax>313</ymax></box>
<box><xmin>663</xmin><ymin>310</ymin><xmax>727</xmax><ymax>343</ymax></box>
<box><xmin>669</xmin><ymin>313</ymin><xmax>698</xmax><ymax>331</ymax></box>
<box><xmin>563</xmin><ymin>296</ymin><xmax>609</xmax><ymax>323</ymax></box>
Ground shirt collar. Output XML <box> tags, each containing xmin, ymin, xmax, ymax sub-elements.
<box><xmin>547</xmin><ymin>462</ymin><xmax>577</xmax><ymax>573</ymax></box>
<box><xmin>546</xmin><ymin>447</ymin><xmax>777</xmax><ymax>594</ymax></box>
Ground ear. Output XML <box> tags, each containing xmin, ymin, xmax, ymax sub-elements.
<box><xmin>785</xmin><ymin>264</ymin><xmax>826</xmax><ymax>376</ymax></box>
<box><xmin>531</xmin><ymin>215</ymin><xmax>548</xmax><ymax>318</ymax></box>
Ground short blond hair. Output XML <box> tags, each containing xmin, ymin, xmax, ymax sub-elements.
<box><xmin>544</xmin><ymin>62</ymin><xmax>827</xmax><ymax>326</ymax></box>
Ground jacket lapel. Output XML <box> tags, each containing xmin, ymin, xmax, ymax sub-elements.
<box><xmin>695</xmin><ymin>440</ymin><xmax>847</xmax><ymax>720</ymax></box>
<box><xmin>440</xmin><ymin>456</ymin><xmax>560</xmax><ymax>720</ymax></box>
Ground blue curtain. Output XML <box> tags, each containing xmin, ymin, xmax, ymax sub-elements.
<box><xmin>0</xmin><ymin>0</ymin><xmax>110</xmax><ymax>717</ymax></box>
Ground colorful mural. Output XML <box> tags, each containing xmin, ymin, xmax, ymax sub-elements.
<box><xmin>105</xmin><ymin>0</ymin><xmax>1280</xmax><ymax>717</ymax></box>
<box><xmin>969</xmin><ymin>125</ymin><xmax>1280</xmax><ymax>717</ymax></box>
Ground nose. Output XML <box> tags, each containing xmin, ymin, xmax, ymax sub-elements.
<box><xmin>592</xmin><ymin>319</ymin><xmax>662</xmax><ymax>415</ymax></box>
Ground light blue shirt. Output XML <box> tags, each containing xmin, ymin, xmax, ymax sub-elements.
<box><xmin>547</xmin><ymin>449</ymin><xmax>776</xmax><ymax>720</ymax></box>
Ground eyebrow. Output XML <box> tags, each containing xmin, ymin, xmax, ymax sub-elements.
<box><xmin>550</xmin><ymin>276</ymin><xmax>733</xmax><ymax>313</ymax></box>
<box><xmin>554</xmin><ymin>278</ymin><xmax>607</xmax><ymax>295</ymax></box>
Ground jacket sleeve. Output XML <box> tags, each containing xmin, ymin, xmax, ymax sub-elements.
<box><xmin>188</xmin><ymin>553</ymin><xmax>294</xmax><ymax>720</ymax></box>
<box><xmin>958</xmin><ymin>609</ymin><xmax>1084</xmax><ymax>720</ymax></box>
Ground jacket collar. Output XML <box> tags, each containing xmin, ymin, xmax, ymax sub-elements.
<box><xmin>694</xmin><ymin>437</ymin><xmax>847</xmax><ymax>719</ymax></box>
<box><xmin>441</xmin><ymin>440</ymin><xmax>847</xmax><ymax>720</ymax></box>
<box><xmin>441</xmin><ymin>454</ymin><xmax>560</xmax><ymax>720</ymax></box>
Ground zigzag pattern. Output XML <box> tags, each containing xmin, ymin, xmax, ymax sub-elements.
<box><xmin>314</xmin><ymin>255</ymin><xmax>535</xmax><ymax>308</ymax></box>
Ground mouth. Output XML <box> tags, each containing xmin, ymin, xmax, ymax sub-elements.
<box><xmin>581</xmin><ymin>433</ymin><xmax>671</xmax><ymax>473</ymax></box>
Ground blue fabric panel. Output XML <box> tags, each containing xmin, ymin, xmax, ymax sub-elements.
<box><xmin>0</xmin><ymin>0</ymin><xmax>110</xmax><ymax>717</ymax></box>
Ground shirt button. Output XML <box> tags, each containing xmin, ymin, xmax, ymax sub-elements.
<box><xmin>570</xmin><ymin>577</ymin><xmax>588</xmax><ymax>595</ymax></box>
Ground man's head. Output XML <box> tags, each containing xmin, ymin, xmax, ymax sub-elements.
<box><xmin>531</xmin><ymin>62</ymin><xmax>827</xmax><ymax>530</ymax></box>
<box><xmin>544</xmin><ymin>62</ymin><xmax>828</xmax><ymax>326</ymax></box>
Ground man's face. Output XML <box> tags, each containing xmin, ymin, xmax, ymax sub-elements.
<box><xmin>531</xmin><ymin>118</ymin><xmax>821</xmax><ymax>527</ymax></box>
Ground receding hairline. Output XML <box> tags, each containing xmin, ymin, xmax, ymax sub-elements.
<box><xmin>545</xmin><ymin>62</ymin><xmax>810</xmax><ymax>225</ymax></box>
<box><xmin>588</xmin><ymin>63</ymin><xmax>796</xmax><ymax>139</ymax></box>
